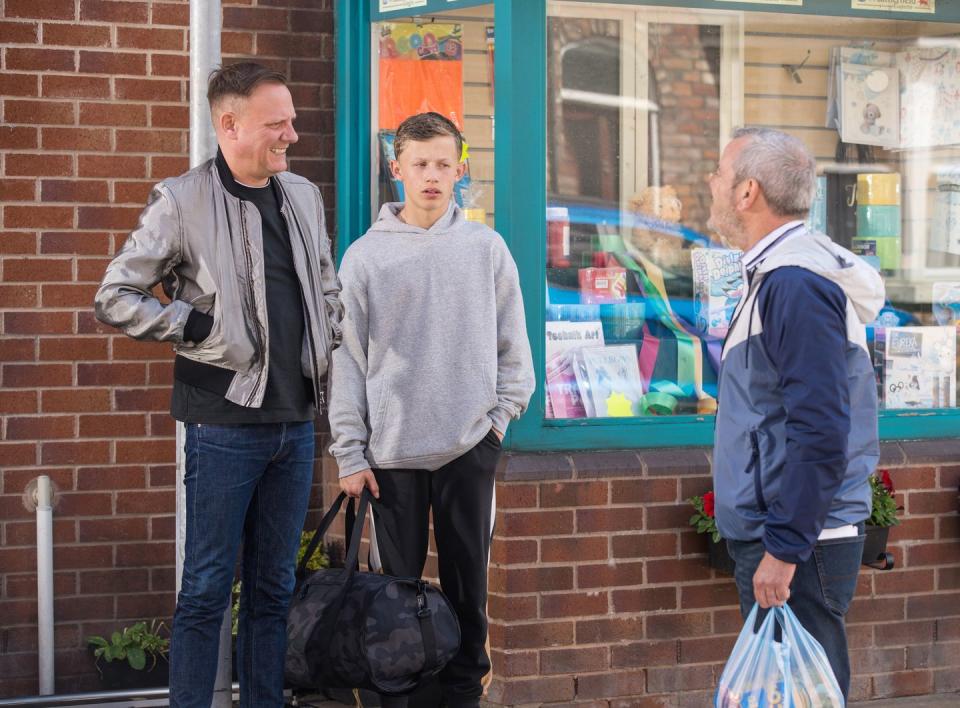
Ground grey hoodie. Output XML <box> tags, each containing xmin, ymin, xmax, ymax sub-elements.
<box><xmin>328</xmin><ymin>202</ymin><xmax>535</xmax><ymax>477</ymax></box>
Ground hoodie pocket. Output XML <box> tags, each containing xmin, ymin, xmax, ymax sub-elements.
<box><xmin>748</xmin><ymin>429</ymin><xmax>768</xmax><ymax>513</ymax></box>
<box><xmin>368</xmin><ymin>363</ymin><xmax>493</xmax><ymax>465</ymax></box>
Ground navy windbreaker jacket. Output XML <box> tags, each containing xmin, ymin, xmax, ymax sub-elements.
<box><xmin>713</xmin><ymin>229</ymin><xmax>884</xmax><ymax>563</ymax></box>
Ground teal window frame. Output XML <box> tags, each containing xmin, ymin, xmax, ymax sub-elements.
<box><xmin>336</xmin><ymin>0</ymin><xmax>960</xmax><ymax>452</ymax></box>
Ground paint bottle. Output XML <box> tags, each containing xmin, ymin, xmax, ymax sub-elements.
<box><xmin>547</xmin><ymin>207</ymin><xmax>571</xmax><ymax>268</ymax></box>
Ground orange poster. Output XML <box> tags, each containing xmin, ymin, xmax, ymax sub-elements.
<box><xmin>378</xmin><ymin>23</ymin><xmax>464</xmax><ymax>130</ymax></box>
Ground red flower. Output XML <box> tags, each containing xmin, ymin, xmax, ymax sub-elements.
<box><xmin>703</xmin><ymin>491</ymin><xmax>715</xmax><ymax>518</ymax></box>
<box><xmin>880</xmin><ymin>469</ymin><xmax>895</xmax><ymax>495</ymax></box>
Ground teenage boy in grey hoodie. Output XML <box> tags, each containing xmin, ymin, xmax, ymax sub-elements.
<box><xmin>329</xmin><ymin>112</ymin><xmax>535</xmax><ymax>707</ymax></box>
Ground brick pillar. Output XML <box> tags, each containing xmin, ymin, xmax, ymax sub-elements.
<box><xmin>0</xmin><ymin>0</ymin><xmax>335</xmax><ymax>695</ymax></box>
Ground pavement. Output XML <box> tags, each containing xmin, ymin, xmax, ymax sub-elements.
<box><xmin>850</xmin><ymin>696</ymin><xmax>960</xmax><ymax>707</ymax></box>
<box><xmin>294</xmin><ymin>693</ymin><xmax>960</xmax><ymax>707</ymax></box>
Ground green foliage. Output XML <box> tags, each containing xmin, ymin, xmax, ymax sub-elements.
<box><xmin>296</xmin><ymin>530</ymin><xmax>329</xmax><ymax>573</ymax></box>
<box><xmin>687</xmin><ymin>491</ymin><xmax>721</xmax><ymax>544</ymax></box>
<box><xmin>868</xmin><ymin>473</ymin><xmax>900</xmax><ymax>528</ymax></box>
<box><xmin>232</xmin><ymin>531</ymin><xmax>328</xmax><ymax>635</ymax></box>
<box><xmin>87</xmin><ymin>620</ymin><xmax>169</xmax><ymax>673</ymax></box>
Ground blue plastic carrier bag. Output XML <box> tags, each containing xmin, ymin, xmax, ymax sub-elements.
<box><xmin>715</xmin><ymin>603</ymin><xmax>844</xmax><ymax>707</ymax></box>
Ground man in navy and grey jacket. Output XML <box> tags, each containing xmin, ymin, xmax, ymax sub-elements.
<box><xmin>709</xmin><ymin>127</ymin><xmax>884</xmax><ymax>699</ymax></box>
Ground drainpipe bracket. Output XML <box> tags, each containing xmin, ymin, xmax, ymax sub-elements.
<box><xmin>22</xmin><ymin>477</ymin><xmax>60</xmax><ymax>512</ymax></box>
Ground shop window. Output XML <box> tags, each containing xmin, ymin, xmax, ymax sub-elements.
<box><xmin>372</xmin><ymin>5</ymin><xmax>495</xmax><ymax>227</ymax></box>
<box><xmin>545</xmin><ymin>3</ymin><xmax>742</xmax><ymax>419</ymax></box>
<box><xmin>542</xmin><ymin>1</ymin><xmax>960</xmax><ymax>424</ymax></box>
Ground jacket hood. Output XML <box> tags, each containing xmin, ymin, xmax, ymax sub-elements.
<box><xmin>756</xmin><ymin>231</ymin><xmax>885</xmax><ymax>325</ymax></box>
<box><xmin>369</xmin><ymin>201</ymin><xmax>464</xmax><ymax>236</ymax></box>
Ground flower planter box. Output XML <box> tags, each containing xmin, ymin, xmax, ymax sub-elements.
<box><xmin>707</xmin><ymin>536</ymin><xmax>736</xmax><ymax>575</ymax></box>
<box><xmin>96</xmin><ymin>657</ymin><xmax>169</xmax><ymax>691</ymax></box>
<box><xmin>861</xmin><ymin>524</ymin><xmax>895</xmax><ymax>570</ymax></box>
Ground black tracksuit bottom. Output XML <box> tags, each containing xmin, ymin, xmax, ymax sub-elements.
<box><xmin>373</xmin><ymin>429</ymin><xmax>500</xmax><ymax>708</ymax></box>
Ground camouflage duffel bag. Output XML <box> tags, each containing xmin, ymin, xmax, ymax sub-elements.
<box><xmin>285</xmin><ymin>489</ymin><xmax>461</xmax><ymax>697</ymax></box>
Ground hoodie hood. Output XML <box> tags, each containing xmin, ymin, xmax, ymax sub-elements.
<box><xmin>368</xmin><ymin>200</ymin><xmax>465</xmax><ymax>236</ymax></box>
<box><xmin>756</xmin><ymin>230</ymin><xmax>885</xmax><ymax>325</ymax></box>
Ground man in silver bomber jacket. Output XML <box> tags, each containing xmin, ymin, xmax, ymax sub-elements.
<box><xmin>94</xmin><ymin>62</ymin><xmax>341</xmax><ymax>708</ymax></box>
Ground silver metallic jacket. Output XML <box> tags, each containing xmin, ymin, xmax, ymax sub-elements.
<box><xmin>94</xmin><ymin>158</ymin><xmax>343</xmax><ymax>410</ymax></box>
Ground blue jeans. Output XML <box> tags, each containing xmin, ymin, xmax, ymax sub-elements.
<box><xmin>169</xmin><ymin>421</ymin><xmax>315</xmax><ymax>708</ymax></box>
<box><xmin>726</xmin><ymin>532</ymin><xmax>864</xmax><ymax>702</ymax></box>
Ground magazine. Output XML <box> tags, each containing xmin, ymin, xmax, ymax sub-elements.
<box><xmin>883</xmin><ymin>326</ymin><xmax>956</xmax><ymax>409</ymax></box>
<box><xmin>691</xmin><ymin>248</ymin><xmax>743</xmax><ymax>340</ymax></box>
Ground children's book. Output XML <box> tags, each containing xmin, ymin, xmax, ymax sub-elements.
<box><xmin>545</xmin><ymin>321</ymin><xmax>604</xmax><ymax>419</ymax></box>
<box><xmin>691</xmin><ymin>248</ymin><xmax>743</xmax><ymax>340</ymax></box>
<box><xmin>839</xmin><ymin>62</ymin><xmax>899</xmax><ymax>149</ymax></box>
<box><xmin>883</xmin><ymin>326</ymin><xmax>956</xmax><ymax>409</ymax></box>
<box><xmin>573</xmin><ymin>344</ymin><xmax>644</xmax><ymax>418</ymax></box>
<box><xmin>546</xmin><ymin>352</ymin><xmax>587</xmax><ymax>419</ymax></box>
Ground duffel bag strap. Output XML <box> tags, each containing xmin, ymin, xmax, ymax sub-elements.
<box><xmin>342</xmin><ymin>488</ymin><xmax>371</xmax><ymax>572</ymax></box>
<box><xmin>313</xmin><ymin>489</ymin><xmax>373</xmax><ymax>659</ymax></box>
<box><xmin>344</xmin><ymin>497</ymin><xmax>359</xmax><ymax>571</ymax></box>
<box><xmin>297</xmin><ymin>491</ymin><xmax>349</xmax><ymax>578</ymax></box>
<box><xmin>416</xmin><ymin>580</ymin><xmax>440</xmax><ymax>673</ymax></box>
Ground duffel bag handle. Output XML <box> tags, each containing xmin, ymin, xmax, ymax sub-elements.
<box><xmin>342</xmin><ymin>488</ymin><xmax>373</xmax><ymax>576</ymax></box>
<box><xmin>298</xmin><ymin>488</ymin><xmax>373</xmax><ymax>579</ymax></box>
<box><xmin>297</xmin><ymin>491</ymin><xmax>350</xmax><ymax>578</ymax></box>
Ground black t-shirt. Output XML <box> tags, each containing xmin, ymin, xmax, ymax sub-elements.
<box><xmin>170</xmin><ymin>153</ymin><xmax>314</xmax><ymax>424</ymax></box>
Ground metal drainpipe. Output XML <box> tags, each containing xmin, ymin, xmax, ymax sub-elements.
<box><xmin>35</xmin><ymin>476</ymin><xmax>54</xmax><ymax>695</ymax></box>
<box><xmin>187</xmin><ymin>1</ymin><xmax>231</xmax><ymax>707</ymax></box>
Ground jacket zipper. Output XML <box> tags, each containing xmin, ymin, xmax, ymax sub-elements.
<box><xmin>748</xmin><ymin>430</ymin><xmax>767</xmax><ymax>513</ymax></box>
<box><xmin>279</xmin><ymin>188</ymin><xmax>329</xmax><ymax>410</ymax></box>
<box><xmin>238</xmin><ymin>201</ymin><xmax>267</xmax><ymax>405</ymax></box>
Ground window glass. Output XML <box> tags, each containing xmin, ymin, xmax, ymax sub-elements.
<box><xmin>372</xmin><ymin>5</ymin><xmax>495</xmax><ymax>227</ymax></box>
<box><xmin>545</xmin><ymin>1</ymin><xmax>960</xmax><ymax>420</ymax></box>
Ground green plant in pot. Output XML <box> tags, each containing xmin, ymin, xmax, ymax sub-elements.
<box><xmin>87</xmin><ymin>619</ymin><xmax>170</xmax><ymax>689</ymax></box>
<box><xmin>687</xmin><ymin>490</ymin><xmax>735</xmax><ymax>574</ymax></box>
<box><xmin>863</xmin><ymin>469</ymin><xmax>899</xmax><ymax>569</ymax></box>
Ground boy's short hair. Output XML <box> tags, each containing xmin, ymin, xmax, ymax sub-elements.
<box><xmin>207</xmin><ymin>62</ymin><xmax>287</xmax><ymax>113</ymax></box>
<box><xmin>394</xmin><ymin>112</ymin><xmax>463</xmax><ymax>159</ymax></box>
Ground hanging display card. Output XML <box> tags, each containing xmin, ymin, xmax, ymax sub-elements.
<box><xmin>830</xmin><ymin>45</ymin><xmax>960</xmax><ymax>148</ymax></box>
<box><xmin>899</xmin><ymin>47</ymin><xmax>960</xmax><ymax>148</ymax></box>
<box><xmin>840</xmin><ymin>63</ymin><xmax>900</xmax><ymax>148</ymax></box>
<box><xmin>883</xmin><ymin>326</ymin><xmax>956</xmax><ymax>409</ymax></box>
<box><xmin>378</xmin><ymin>22</ymin><xmax>464</xmax><ymax>131</ymax></box>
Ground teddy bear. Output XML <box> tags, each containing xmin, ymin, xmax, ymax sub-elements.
<box><xmin>625</xmin><ymin>184</ymin><xmax>690</xmax><ymax>271</ymax></box>
<box><xmin>861</xmin><ymin>103</ymin><xmax>885</xmax><ymax>137</ymax></box>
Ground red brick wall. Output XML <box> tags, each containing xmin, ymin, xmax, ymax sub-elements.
<box><xmin>649</xmin><ymin>22</ymin><xmax>720</xmax><ymax>233</ymax></box>
<box><xmin>477</xmin><ymin>443</ymin><xmax>960</xmax><ymax>706</ymax></box>
<box><xmin>0</xmin><ymin>0</ymin><xmax>335</xmax><ymax>696</ymax></box>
